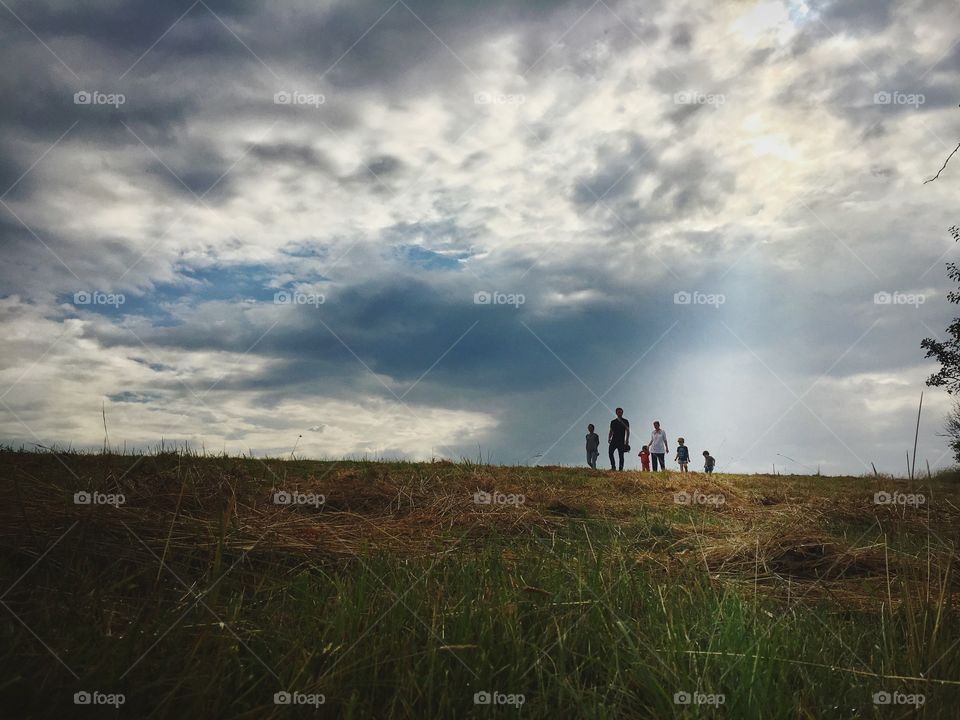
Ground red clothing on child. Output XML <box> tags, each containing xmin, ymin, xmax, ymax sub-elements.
<box><xmin>639</xmin><ymin>450</ymin><xmax>650</xmax><ymax>471</ymax></box>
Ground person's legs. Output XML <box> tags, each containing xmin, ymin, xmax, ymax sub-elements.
<box><xmin>617</xmin><ymin>446</ymin><xmax>625</xmax><ymax>471</ymax></box>
<box><xmin>608</xmin><ymin>444</ymin><xmax>616</xmax><ymax>470</ymax></box>
<box><xmin>653</xmin><ymin>453</ymin><xmax>665</xmax><ymax>471</ymax></box>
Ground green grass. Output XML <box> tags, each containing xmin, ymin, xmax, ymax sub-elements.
<box><xmin>1</xmin><ymin>449</ymin><xmax>958</xmax><ymax>718</ymax></box>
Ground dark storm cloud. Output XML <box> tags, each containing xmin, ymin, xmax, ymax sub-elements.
<box><xmin>815</xmin><ymin>0</ymin><xmax>896</xmax><ymax>34</ymax></box>
<box><xmin>7</xmin><ymin>0</ymin><xmax>591</xmax><ymax>90</ymax></box>
<box><xmin>249</xmin><ymin>142</ymin><xmax>334</xmax><ymax>170</ymax></box>
<box><xmin>670</xmin><ymin>23</ymin><xmax>693</xmax><ymax>51</ymax></box>
<box><xmin>342</xmin><ymin>154</ymin><xmax>405</xmax><ymax>187</ymax></box>
<box><xmin>5</xmin><ymin>0</ymin><xmax>257</xmax><ymax>52</ymax></box>
<box><xmin>75</xmin><ymin>266</ymin><xmax>677</xmax><ymax>401</ymax></box>
<box><xmin>572</xmin><ymin>132</ymin><xmax>657</xmax><ymax>206</ymax></box>
<box><xmin>650</xmin><ymin>151</ymin><xmax>736</xmax><ymax>214</ymax></box>
<box><xmin>665</xmin><ymin>101</ymin><xmax>705</xmax><ymax>127</ymax></box>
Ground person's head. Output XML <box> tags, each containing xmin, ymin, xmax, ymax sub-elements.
<box><xmin>703</xmin><ymin>450</ymin><xmax>710</xmax><ymax>457</ymax></box>
<box><xmin>587</xmin><ymin>424</ymin><xmax>594</xmax><ymax>432</ymax></box>
<box><xmin>641</xmin><ymin>445</ymin><xmax>648</xmax><ymax>452</ymax></box>
<box><xmin>677</xmin><ymin>437</ymin><xmax>684</xmax><ymax>445</ymax></box>
<box><xmin>615</xmin><ymin>407</ymin><xmax>623</xmax><ymax>418</ymax></box>
<box><xmin>653</xmin><ymin>420</ymin><xmax>660</xmax><ymax>429</ymax></box>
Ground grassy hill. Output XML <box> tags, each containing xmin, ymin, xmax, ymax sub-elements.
<box><xmin>1</xmin><ymin>449</ymin><xmax>958</xmax><ymax>718</ymax></box>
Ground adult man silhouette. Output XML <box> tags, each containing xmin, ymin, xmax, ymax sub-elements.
<box><xmin>608</xmin><ymin>408</ymin><xmax>630</xmax><ymax>471</ymax></box>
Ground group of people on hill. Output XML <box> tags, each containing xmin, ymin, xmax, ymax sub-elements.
<box><xmin>585</xmin><ymin>408</ymin><xmax>716</xmax><ymax>473</ymax></box>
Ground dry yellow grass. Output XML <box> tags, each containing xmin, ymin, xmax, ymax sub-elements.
<box><xmin>2</xmin><ymin>451</ymin><xmax>957</xmax><ymax>610</ymax></box>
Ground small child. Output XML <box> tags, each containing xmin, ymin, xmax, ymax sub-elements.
<box><xmin>703</xmin><ymin>450</ymin><xmax>716</xmax><ymax>474</ymax></box>
<box><xmin>638</xmin><ymin>445</ymin><xmax>650</xmax><ymax>471</ymax></box>
<box><xmin>586</xmin><ymin>424</ymin><xmax>600</xmax><ymax>469</ymax></box>
<box><xmin>675</xmin><ymin>437</ymin><xmax>690</xmax><ymax>472</ymax></box>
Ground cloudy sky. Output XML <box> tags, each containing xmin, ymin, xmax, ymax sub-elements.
<box><xmin>0</xmin><ymin>0</ymin><xmax>958</xmax><ymax>474</ymax></box>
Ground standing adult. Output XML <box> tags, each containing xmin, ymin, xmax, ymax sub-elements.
<box><xmin>648</xmin><ymin>420</ymin><xmax>668</xmax><ymax>471</ymax></box>
<box><xmin>608</xmin><ymin>407</ymin><xmax>630</xmax><ymax>471</ymax></box>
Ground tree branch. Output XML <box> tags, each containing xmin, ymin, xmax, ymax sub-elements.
<box><xmin>924</xmin><ymin>141</ymin><xmax>960</xmax><ymax>184</ymax></box>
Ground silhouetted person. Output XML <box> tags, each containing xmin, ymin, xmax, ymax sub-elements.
<box><xmin>638</xmin><ymin>445</ymin><xmax>650</xmax><ymax>471</ymax></box>
<box><xmin>585</xmin><ymin>424</ymin><xmax>600</xmax><ymax>469</ymax></box>
<box><xmin>608</xmin><ymin>408</ymin><xmax>630</xmax><ymax>471</ymax></box>
<box><xmin>675</xmin><ymin>437</ymin><xmax>690</xmax><ymax>472</ymax></box>
<box><xmin>649</xmin><ymin>420</ymin><xmax>668</xmax><ymax>471</ymax></box>
<box><xmin>703</xmin><ymin>451</ymin><xmax>716</xmax><ymax>474</ymax></box>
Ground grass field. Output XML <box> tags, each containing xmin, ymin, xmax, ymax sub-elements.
<box><xmin>1</xmin><ymin>449</ymin><xmax>958</xmax><ymax>718</ymax></box>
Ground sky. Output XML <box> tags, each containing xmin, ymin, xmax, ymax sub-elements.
<box><xmin>0</xmin><ymin>0</ymin><xmax>958</xmax><ymax>475</ymax></box>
